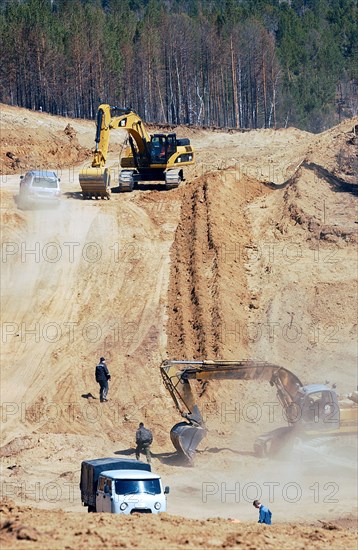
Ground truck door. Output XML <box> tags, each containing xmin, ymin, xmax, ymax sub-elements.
<box><xmin>102</xmin><ymin>478</ymin><xmax>112</xmax><ymax>513</ymax></box>
<box><xmin>96</xmin><ymin>476</ymin><xmax>105</xmax><ymax>512</ymax></box>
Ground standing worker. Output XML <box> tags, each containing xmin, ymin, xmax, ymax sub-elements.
<box><xmin>253</xmin><ymin>500</ymin><xmax>272</xmax><ymax>525</ymax></box>
<box><xmin>135</xmin><ymin>422</ymin><xmax>153</xmax><ymax>463</ymax></box>
<box><xmin>95</xmin><ymin>357</ymin><xmax>111</xmax><ymax>402</ymax></box>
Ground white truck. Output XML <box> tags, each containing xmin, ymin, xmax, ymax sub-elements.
<box><xmin>80</xmin><ymin>457</ymin><xmax>169</xmax><ymax>514</ymax></box>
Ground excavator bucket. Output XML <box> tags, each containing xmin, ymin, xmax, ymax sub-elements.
<box><xmin>79</xmin><ymin>167</ymin><xmax>111</xmax><ymax>199</ymax></box>
<box><xmin>169</xmin><ymin>405</ymin><xmax>207</xmax><ymax>463</ymax></box>
<box><xmin>170</xmin><ymin>422</ymin><xmax>207</xmax><ymax>463</ymax></box>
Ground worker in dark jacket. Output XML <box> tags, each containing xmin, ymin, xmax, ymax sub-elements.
<box><xmin>95</xmin><ymin>357</ymin><xmax>110</xmax><ymax>402</ymax></box>
<box><xmin>253</xmin><ymin>500</ymin><xmax>272</xmax><ymax>524</ymax></box>
<box><xmin>135</xmin><ymin>422</ymin><xmax>153</xmax><ymax>463</ymax></box>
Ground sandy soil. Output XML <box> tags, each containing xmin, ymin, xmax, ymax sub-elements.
<box><xmin>0</xmin><ymin>103</ymin><xmax>357</xmax><ymax>548</ymax></box>
<box><xmin>1</xmin><ymin>499</ymin><xmax>357</xmax><ymax>550</ymax></box>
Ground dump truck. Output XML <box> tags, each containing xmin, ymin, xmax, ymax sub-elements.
<box><xmin>80</xmin><ymin>457</ymin><xmax>169</xmax><ymax>514</ymax></box>
<box><xmin>160</xmin><ymin>360</ymin><xmax>358</xmax><ymax>464</ymax></box>
<box><xmin>79</xmin><ymin>105</ymin><xmax>195</xmax><ymax>198</ymax></box>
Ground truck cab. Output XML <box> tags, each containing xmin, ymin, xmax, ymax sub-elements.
<box><xmin>80</xmin><ymin>458</ymin><xmax>169</xmax><ymax>514</ymax></box>
<box><xmin>96</xmin><ymin>469</ymin><xmax>169</xmax><ymax>514</ymax></box>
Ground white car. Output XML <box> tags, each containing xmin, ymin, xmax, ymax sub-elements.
<box><xmin>19</xmin><ymin>170</ymin><xmax>61</xmax><ymax>208</ymax></box>
<box><xmin>96</xmin><ymin>469</ymin><xmax>169</xmax><ymax>514</ymax></box>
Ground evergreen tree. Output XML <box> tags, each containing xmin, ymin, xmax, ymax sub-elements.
<box><xmin>0</xmin><ymin>0</ymin><xmax>356</xmax><ymax>130</ymax></box>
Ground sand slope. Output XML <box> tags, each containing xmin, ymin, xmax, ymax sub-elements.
<box><xmin>0</xmin><ymin>104</ymin><xmax>357</xmax><ymax>547</ymax></box>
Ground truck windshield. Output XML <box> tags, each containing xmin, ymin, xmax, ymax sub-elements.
<box><xmin>115</xmin><ymin>479</ymin><xmax>161</xmax><ymax>495</ymax></box>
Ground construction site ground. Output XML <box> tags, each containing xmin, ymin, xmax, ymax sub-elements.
<box><xmin>0</xmin><ymin>103</ymin><xmax>357</xmax><ymax>548</ymax></box>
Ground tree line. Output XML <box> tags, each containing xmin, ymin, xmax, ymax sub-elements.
<box><xmin>0</xmin><ymin>0</ymin><xmax>356</xmax><ymax>132</ymax></box>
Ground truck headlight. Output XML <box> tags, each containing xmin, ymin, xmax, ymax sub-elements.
<box><xmin>120</xmin><ymin>502</ymin><xmax>128</xmax><ymax>511</ymax></box>
<box><xmin>154</xmin><ymin>502</ymin><xmax>161</xmax><ymax>510</ymax></box>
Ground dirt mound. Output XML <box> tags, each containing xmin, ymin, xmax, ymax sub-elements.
<box><xmin>260</xmin><ymin>116</ymin><xmax>358</xmax><ymax>244</ymax></box>
<box><xmin>243</xmin><ymin>124</ymin><xmax>358</xmax><ymax>388</ymax></box>
<box><xmin>1</xmin><ymin>499</ymin><xmax>357</xmax><ymax>550</ymax></box>
<box><xmin>0</xmin><ymin>436</ymin><xmax>36</xmax><ymax>458</ymax></box>
<box><xmin>0</xmin><ymin>119</ymin><xmax>90</xmax><ymax>174</ymax></box>
<box><xmin>273</xmin><ymin>167</ymin><xmax>357</xmax><ymax>243</ymax></box>
<box><xmin>168</xmin><ymin>173</ymin><xmax>223</xmax><ymax>359</ymax></box>
<box><xmin>307</xmin><ymin>117</ymin><xmax>358</xmax><ymax>182</ymax></box>
<box><xmin>167</xmin><ymin>171</ymin><xmax>270</xmax><ymax>359</ymax></box>
<box><xmin>165</xmin><ymin>114</ymin><xmax>357</xmax><ymax>481</ymax></box>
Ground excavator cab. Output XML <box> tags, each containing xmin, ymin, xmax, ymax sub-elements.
<box><xmin>298</xmin><ymin>385</ymin><xmax>340</xmax><ymax>429</ymax></box>
<box><xmin>150</xmin><ymin>134</ymin><xmax>177</xmax><ymax>164</ymax></box>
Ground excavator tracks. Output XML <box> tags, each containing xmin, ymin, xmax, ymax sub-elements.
<box><xmin>165</xmin><ymin>169</ymin><xmax>182</xmax><ymax>190</ymax></box>
<box><xmin>118</xmin><ymin>170</ymin><xmax>135</xmax><ymax>192</ymax></box>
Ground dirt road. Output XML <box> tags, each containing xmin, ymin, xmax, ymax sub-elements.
<box><xmin>0</xmin><ymin>104</ymin><xmax>357</xmax><ymax>547</ymax></box>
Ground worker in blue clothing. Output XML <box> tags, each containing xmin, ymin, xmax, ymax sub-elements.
<box><xmin>253</xmin><ymin>500</ymin><xmax>272</xmax><ymax>524</ymax></box>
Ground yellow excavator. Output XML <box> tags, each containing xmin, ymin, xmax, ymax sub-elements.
<box><xmin>161</xmin><ymin>359</ymin><xmax>358</xmax><ymax>465</ymax></box>
<box><xmin>79</xmin><ymin>105</ymin><xmax>195</xmax><ymax>198</ymax></box>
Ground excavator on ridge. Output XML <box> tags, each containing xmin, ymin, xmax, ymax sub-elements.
<box><xmin>160</xmin><ymin>359</ymin><xmax>358</xmax><ymax>465</ymax></box>
<box><xmin>79</xmin><ymin>105</ymin><xmax>195</xmax><ymax>198</ymax></box>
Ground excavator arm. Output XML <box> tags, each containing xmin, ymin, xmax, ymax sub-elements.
<box><xmin>91</xmin><ymin>104</ymin><xmax>152</xmax><ymax>167</ymax></box>
<box><xmin>79</xmin><ymin>104</ymin><xmax>152</xmax><ymax>198</ymax></box>
<box><xmin>160</xmin><ymin>359</ymin><xmax>303</xmax><ymax>461</ymax></box>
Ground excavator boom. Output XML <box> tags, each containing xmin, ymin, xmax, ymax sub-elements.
<box><xmin>162</xmin><ymin>359</ymin><xmax>357</xmax><ymax>464</ymax></box>
<box><xmin>93</xmin><ymin>105</ymin><xmax>152</xmax><ymax>166</ymax></box>
<box><xmin>160</xmin><ymin>359</ymin><xmax>303</xmax><ymax>462</ymax></box>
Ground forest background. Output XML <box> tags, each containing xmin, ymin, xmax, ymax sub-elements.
<box><xmin>0</xmin><ymin>0</ymin><xmax>357</xmax><ymax>132</ymax></box>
